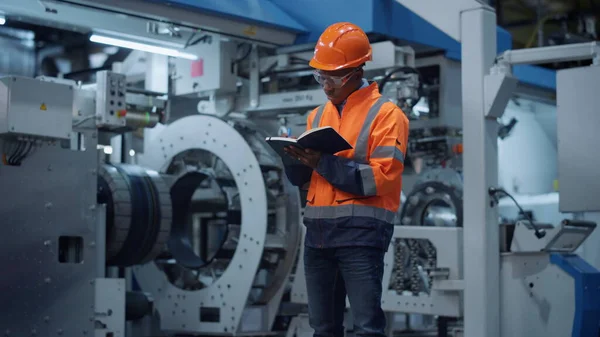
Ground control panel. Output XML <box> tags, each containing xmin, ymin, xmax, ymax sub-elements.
<box><xmin>0</xmin><ymin>76</ymin><xmax>73</xmax><ymax>140</ymax></box>
<box><xmin>96</xmin><ymin>71</ymin><xmax>127</xmax><ymax>128</ymax></box>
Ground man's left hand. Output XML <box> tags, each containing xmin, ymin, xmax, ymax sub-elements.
<box><xmin>285</xmin><ymin>147</ymin><xmax>322</xmax><ymax>169</ymax></box>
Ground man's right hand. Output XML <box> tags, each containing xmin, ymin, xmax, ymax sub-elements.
<box><xmin>284</xmin><ymin>147</ymin><xmax>322</xmax><ymax>169</ymax></box>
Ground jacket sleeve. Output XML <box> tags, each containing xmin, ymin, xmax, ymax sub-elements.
<box><xmin>284</xmin><ymin>165</ymin><xmax>313</xmax><ymax>188</ymax></box>
<box><xmin>315</xmin><ymin>104</ymin><xmax>408</xmax><ymax>196</ymax></box>
<box><xmin>282</xmin><ymin>107</ymin><xmax>320</xmax><ymax>188</ymax></box>
<box><xmin>314</xmin><ymin>154</ymin><xmax>364</xmax><ymax>195</ymax></box>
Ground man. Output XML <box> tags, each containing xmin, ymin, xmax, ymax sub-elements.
<box><xmin>283</xmin><ymin>22</ymin><xmax>409</xmax><ymax>337</ymax></box>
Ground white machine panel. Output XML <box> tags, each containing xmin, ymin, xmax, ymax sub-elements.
<box><xmin>172</xmin><ymin>33</ymin><xmax>237</xmax><ymax>97</ymax></box>
<box><xmin>94</xmin><ymin>278</ymin><xmax>125</xmax><ymax>337</ymax></box>
<box><xmin>0</xmin><ymin>76</ymin><xmax>73</xmax><ymax>139</ymax></box>
<box><xmin>500</xmin><ymin>254</ymin><xmax>574</xmax><ymax>337</ymax></box>
<box><xmin>95</xmin><ymin>71</ymin><xmax>127</xmax><ymax>127</ymax></box>
<box><xmin>556</xmin><ymin>65</ymin><xmax>600</xmax><ymax>212</ymax></box>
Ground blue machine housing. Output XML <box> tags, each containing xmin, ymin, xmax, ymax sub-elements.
<box><xmin>143</xmin><ymin>0</ymin><xmax>307</xmax><ymax>33</ymax></box>
<box><xmin>145</xmin><ymin>0</ymin><xmax>557</xmax><ymax>91</ymax></box>
<box><xmin>550</xmin><ymin>254</ymin><xmax>600</xmax><ymax>337</ymax></box>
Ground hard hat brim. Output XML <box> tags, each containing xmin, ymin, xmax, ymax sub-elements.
<box><xmin>309</xmin><ymin>54</ymin><xmax>372</xmax><ymax>71</ymax></box>
<box><xmin>309</xmin><ymin>58</ymin><xmax>346</xmax><ymax>71</ymax></box>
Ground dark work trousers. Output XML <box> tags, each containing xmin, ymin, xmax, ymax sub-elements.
<box><xmin>304</xmin><ymin>246</ymin><xmax>387</xmax><ymax>337</ymax></box>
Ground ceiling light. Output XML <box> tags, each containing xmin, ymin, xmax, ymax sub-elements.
<box><xmin>90</xmin><ymin>34</ymin><xmax>197</xmax><ymax>60</ymax></box>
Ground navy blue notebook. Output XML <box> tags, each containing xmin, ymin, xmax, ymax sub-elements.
<box><xmin>266</xmin><ymin>126</ymin><xmax>353</xmax><ymax>166</ymax></box>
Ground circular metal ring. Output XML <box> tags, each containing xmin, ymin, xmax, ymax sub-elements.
<box><xmin>401</xmin><ymin>168</ymin><xmax>463</xmax><ymax>228</ymax></box>
<box><xmin>134</xmin><ymin>114</ymin><xmax>268</xmax><ymax>334</ymax></box>
<box><xmin>400</xmin><ymin>180</ymin><xmax>463</xmax><ymax>227</ymax></box>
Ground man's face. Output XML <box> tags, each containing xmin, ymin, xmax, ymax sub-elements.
<box><xmin>313</xmin><ymin>67</ymin><xmax>360</xmax><ymax>105</ymax></box>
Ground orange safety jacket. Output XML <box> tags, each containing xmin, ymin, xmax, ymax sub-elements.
<box><xmin>287</xmin><ymin>81</ymin><xmax>409</xmax><ymax>250</ymax></box>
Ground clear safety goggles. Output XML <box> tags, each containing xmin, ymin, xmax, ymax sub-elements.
<box><xmin>313</xmin><ymin>68</ymin><xmax>359</xmax><ymax>87</ymax></box>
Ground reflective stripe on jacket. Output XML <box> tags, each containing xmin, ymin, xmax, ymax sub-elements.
<box><xmin>303</xmin><ymin>82</ymin><xmax>409</xmax><ymax>251</ymax></box>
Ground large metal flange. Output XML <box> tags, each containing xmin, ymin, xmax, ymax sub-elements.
<box><xmin>414</xmin><ymin>167</ymin><xmax>463</xmax><ymax>192</ymax></box>
<box><xmin>134</xmin><ymin>114</ymin><xmax>268</xmax><ymax>334</ymax></box>
<box><xmin>401</xmin><ymin>168</ymin><xmax>463</xmax><ymax>228</ymax></box>
<box><xmin>98</xmin><ymin>163</ymin><xmax>172</xmax><ymax>267</ymax></box>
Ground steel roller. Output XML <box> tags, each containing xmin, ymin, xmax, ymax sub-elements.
<box><xmin>97</xmin><ymin>163</ymin><xmax>172</xmax><ymax>267</ymax></box>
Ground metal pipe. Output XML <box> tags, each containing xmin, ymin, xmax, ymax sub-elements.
<box><xmin>249</xmin><ymin>44</ymin><xmax>260</xmax><ymax>108</ymax></box>
<box><xmin>497</xmin><ymin>41</ymin><xmax>600</xmax><ymax>65</ymax></box>
<box><xmin>125</xmin><ymin>111</ymin><xmax>160</xmax><ymax>129</ymax></box>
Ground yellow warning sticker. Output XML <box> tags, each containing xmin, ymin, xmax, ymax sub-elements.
<box><xmin>243</xmin><ymin>25</ymin><xmax>257</xmax><ymax>36</ymax></box>
<box><xmin>40</xmin><ymin>103</ymin><xmax>47</xmax><ymax>111</ymax></box>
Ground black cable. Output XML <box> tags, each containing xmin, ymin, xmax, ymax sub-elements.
<box><xmin>184</xmin><ymin>29</ymin><xmax>200</xmax><ymax>48</ymax></box>
<box><xmin>488</xmin><ymin>187</ymin><xmax>546</xmax><ymax>239</ymax></box>
<box><xmin>187</xmin><ymin>33</ymin><xmax>214</xmax><ymax>48</ymax></box>
<box><xmin>6</xmin><ymin>142</ymin><xmax>17</xmax><ymax>165</ymax></box>
<box><xmin>15</xmin><ymin>142</ymin><xmax>34</xmax><ymax>165</ymax></box>
<box><xmin>4</xmin><ymin>142</ymin><xmax>15</xmax><ymax>165</ymax></box>
<box><xmin>233</xmin><ymin>43</ymin><xmax>252</xmax><ymax>64</ymax></box>
<box><xmin>8</xmin><ymin>141</ymin><xmax>24</xmax><ymax>165</ymax></box>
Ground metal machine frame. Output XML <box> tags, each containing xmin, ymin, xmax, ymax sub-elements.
<box><xmin>396</xmin><ymin>1</ymin><xmax>600</xmax><ymax>336</ymax></box>
<box><xmin>134</xmin><ymin>115</ymin><xmax>283</xmax><ymax>335</ymax></box>
<box><xmin>115</xmin><ymin>3</ymin><xmax>600</xmax><ymax>335</ymax></box>
<box><xmin>0</xmin><ymin>0</ymin><xmax>300</xmax><ymax>47</ymax></box>
<box><xmin>2</xmin><ymin>1</ymin><xmax>600</xmax><ymax>336</ymax></box>
<box><xmin>0</xmin><ymin>73</ymin><xmax>169</xmax><ymax>337</ymax></box>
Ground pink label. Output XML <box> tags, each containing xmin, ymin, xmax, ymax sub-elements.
<box><xmin>191</xmin><ymin>59</ymin><xmax>204</xmax><ymax>77</ymax></box>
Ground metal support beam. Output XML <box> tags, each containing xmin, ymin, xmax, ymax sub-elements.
<box><xmin>71</xmin><ymin>0</ymin><xmax>301</xmax><ymax>46</ymax></box>
<box><xmin>484</xmin><ymin>70</ymin><xmax>518</xmax><ymax>119</ymax></box>
<box><xmin>143</xmin><ymin>53</ymin><xmax>168</xmax><ymax>157</ymax></box>
<box><xmin>249</xmin><ymin>44</ymin><xmax>260</xmax><ymax>108</ymax></box>
<box><xmin>460</xmin><ymin>5</ymin><xmax>500</xmax><ymax>337</ymax></box>
<box><xmin>0</xmin><ymin>0</ymin><xmax>299</xmax><ymax>47</ymax></box>
<box><xmin>497</xmin><ymin>42</ymin><xmax>600</xmax><ymax>65</ymax></box>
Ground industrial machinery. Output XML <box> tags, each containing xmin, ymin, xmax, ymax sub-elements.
<box><xmin>287</xmin><ymin>9</ymin><xmax>600</xmax><ymax>337</ymax></box>
<box><xmin>115</xmin><ymin>35</ymin><xmax>425</xmax><ymax>337</ymax></box>
<box><xmin>0</xmin><ymin>71</ymin><xmax>168</xmax><ymax>337</ymax></box>
<box><xmin>0</xmin><ymin>34</ymin><xmax>427</xmax><ymax>337</ymax></box>
<box><xmin>132</xmin><ymin>113</ymin><xmax>302</xmax><ymax>335</ymax></box>
<box><xmin>2</xmin><ymin>1</ymin><xmax>600</xmax><ymax>337</ymax></box>
<box><xmin>0</xmin><ymin>67</ymin><xmax>303</xmax><ymax>337</ymax></box>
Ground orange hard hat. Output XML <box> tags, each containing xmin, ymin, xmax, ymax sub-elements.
<box><xmin>309</xmin><ymin>22</ymin><xmax>372</xmax><ymax>71</ymax></box>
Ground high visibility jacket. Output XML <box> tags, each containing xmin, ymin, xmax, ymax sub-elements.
<box><xmin>297</xmin><ymin>82</ymin><xmax>409</xmax><ymax>251</ymax></box>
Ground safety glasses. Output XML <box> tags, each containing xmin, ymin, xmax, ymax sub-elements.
<box><xmin>313</xmin><ymin>68</ymin><xmax>359</xmax><ymax>87</ymax></box>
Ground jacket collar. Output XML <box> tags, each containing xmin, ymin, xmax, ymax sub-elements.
<box><xmin>333</xmin><ymin>79</ymin><xmax>379</xmax><ymax>112</ymax></box>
